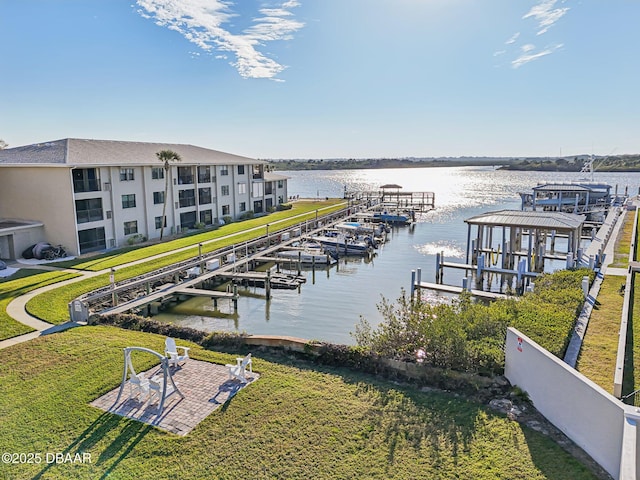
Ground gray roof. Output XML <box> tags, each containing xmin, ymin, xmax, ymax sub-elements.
<box><xmin>533</xmin><ymin>184</ymin><xmax>590</xmax><ymax>192</ymax></box>
<box><xmin>264</xmin><ymin>171</ymin><xmax>290</xmax><ymax>181</ymax></box>
<box><xmin>0</xmin><ymin>139</ymin><xmax>263</xmax><ymax>167</ymax></box>
<box><xmin>465</xmin><ymin>210</ymin><xmax>585</xmax><ymax>230</ymax></box>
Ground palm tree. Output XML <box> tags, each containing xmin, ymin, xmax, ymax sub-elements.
<box><xmin>156</xmin><ymin>149</ymin><xmax>182</xmax><ymax>240</ymax></box>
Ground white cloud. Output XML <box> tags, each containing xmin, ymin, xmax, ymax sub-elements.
<box><xmin>505</xmin><ymin>32</ymin><xmax>520</xmax><ymax>45</ymax></box>
<box><xmin>523</xmin><ymin>0</ymin><xmax>569</xmax><ymax>35</ymax></box>
<box><xmin>512</xmin><ymin>43</ymin><xmax>563</xmax><ymax>68</ymax></box>
<box><xmin>136</xmin><ymin>0</ymin><xmax>304</xmax><ymax>80</ymax></box>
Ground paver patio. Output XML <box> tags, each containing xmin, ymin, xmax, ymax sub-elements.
<box><xmin>91</xmin><ymin>358</ymin><xmax>258</xmax><ymax>435</ymax></box>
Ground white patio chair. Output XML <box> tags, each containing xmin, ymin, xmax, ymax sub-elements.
<box><xmin>226</xmin><ymin>353</ymin><xmax>252</xmax><ymax>383</ymax></box>
<box><xmin>128</xmin><ymin>372</ymin><xmax>150</xmax><ymax>401</ymax></box>
<box><xmin>165</xmin><ymin>337</ymin><xmax>190</xmax><ymax>367</ymax></box>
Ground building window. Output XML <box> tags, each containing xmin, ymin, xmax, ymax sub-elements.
<box><xmin>239</xmin><ymin>202</ymin><xmax>246</xmax><ymax>212</ymax></box>
<box><xmin>252</xmin><ymin>165</ymin><xmax>262</xmax><ymax>179</ymax></box>
<box><xmin>120</xmin><ymin>168</ymin><xmax>134</xmax><ymax>181</ymax></box>
<box><xmin>220</xmin><ymin>165</ymin><xmax>229</xmax><ymax>176</ymax></box>
<box><xmin>222</xmin><ymin>205</ymin><xmax>230</xmax><ymax>215</ymax></box>
<box><xmin>237</xmin><ymin>182</ymin><xmax>247</xmax><ymax>195</ymax></box>
<box><xmin>179</xmin><ymin>189</ymin><xmax>196</xmax><ymax>208</ymax></box>
<box><xmin>237</xmin><ymin>165</ymin><xmax>245</xmax><ymax>175</ymax></box>
<box><xmin>122</xmin><ymin>194</ymin><xmax>136</xmax><ymax>209</ymax></box>
<box><xmin>180</xmin><ymin>211</ymin><xmax>197</xmax><ymax>229</ymax></box>
<box><xmin>75</xmin><ymin>198</ymin><xmax>103</xmax><ymax>224</ymax></box>
<box><xmin>265</xmin><ymin>182</ymin><xmax>273</xmax><ymax>195</ymax></box>
<box><xmin>199</xmin><ymin>187</ymin><xmax>212</xmax><ymax>205</ymax></box>
<box><xmin>153</xmin><ymin>191</ymin><xmax>165</xmax><ymax>205</ymax></box>
<box><xmin>124</xmin><ymin>220</ymin><xmax>138</xmax><ymax>235</ymax></box>
<box><xmin>198</xmin><ymin>166</ymin><xmax>211</xmax><ymax>183</ymax></box>
<box><xmin>200</xmin><ymin>209</ymin><xmax>213</xmax><ymax>225</ymax></box>
<box><xmin>278</xmin><ymin>180</ymin><xmax>284</xmax><ymax>188</ymax></box>
<box><xmin>177</xmin><ymin>166</ymin><xmax>194</xmax><ymax>185</ymax></box>
<box><xmin>152</xmin><ymin>167</ymin><xmax>164</xmax><ymax>180</ymax></box>
<box><xmin>252</xmin><ymin>182</ymin><xmax>264</xmax><ymax>197</ymax></box>
<box><xmin>154</xmin><ymin>216</ymin><xmax>166</xmax><ymax>229</ymax></box>
<box><xmin>221</xmin><ymin>185</ymin><xmax>230</xmax><ymax>196</ymax></box>
<box><xmin>73</xmin><ymin>168</ymin><xmax>100</xmax><ymax>193</ymax></box>
<box><xmin>78</xmin><ymin>227</ymin><xmax>106</xmax><ymax>254</ymax></box>
<box><xmin>253</xmin><ymin>200</ymin><xmax>263</xmax><ymax>214</ymax></box>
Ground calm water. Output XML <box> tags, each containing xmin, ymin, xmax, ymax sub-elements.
<box><xmin>156</xmin><ymin>167</ymin><xmax>640</xmax><ymax>344</ymax></box>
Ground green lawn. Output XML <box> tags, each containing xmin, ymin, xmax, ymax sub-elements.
<box><xmin>0</xmin><ymin>269</ymin><xmax>81</xmax><ymax>341</ymax></box>
<box><xmin>575</xmin><ymin>276</ymin><xmax>625</xmax><ymax>394</ymax></box>
<box><xmin>0</xmin><ymin>326</ymin><xmax>597</xmax><ymax>480</ymax></box>
<box><xmin>610</xmin><ymin>210</ymin><xmax>634</xmax><ymax>267</ymax></box>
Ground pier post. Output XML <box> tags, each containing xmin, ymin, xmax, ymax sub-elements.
<box><xmin>266</xmin><ymin>270</ymin><xmax>271</xmax><ymax>300</ymax></box>
<box><xmin>199</xmin><ymin>243</ymin><xmax>203</xmax><ymax>272</ymax></box>
<box><xmin>233</xmin><ymin>284</ymin><xmax>238</xmax><ymax>310</ymax></box>
<box><xmin>110</xmin><ymin>268</ymin><xmax>116</xmax><ymax>306</ymax></box>
<box><xmin>410</xmin><ymin>270</ymin><xmax>416</xmax><ymax>298</ymax></box>
<box><xmin>462</xmin><ymin>277</ymin><xmax>469</xmax><ymax>292</ymax></box>
<box><xmin>417</xmin><ymin>268</ymin><xmax>422</xmax><ymax>288</ymax></box>
<box><xmin>298</xmin><ymin>252</ymin><xmax>302</xmax><ymax>276</ymax></box>
<box><xmin>435</xmin><ymin>253</ymin><xmax>441</xmax><ymax>283</ymax></box>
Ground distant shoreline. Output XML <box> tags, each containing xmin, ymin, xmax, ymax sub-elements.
<box><xmin>269</xmin><ymin>155</ymin><xmax>640</xmax><ymax>172</ymax></box>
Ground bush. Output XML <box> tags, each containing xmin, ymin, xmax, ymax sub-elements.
<box><xmin>193</xmin><ymin>222</ymin><xmax>205</xmax><ymax>230</ymax></box>
<box><xmin>238</xmin><ymin>211</ymin><xmax>254</xmax><ymax>221</ymax></box>
<box><xmin>277</xmin><ymin>203</ymin><xmax>293</xmax><ymax>211</ymax></box>
<box><xmin>222</xmin><ymin>216</ymin><xmax>233</xmax><ymax>224</ymax></box>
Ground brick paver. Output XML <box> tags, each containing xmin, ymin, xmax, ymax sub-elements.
<box><xmin>91</xmin><ymin>359</ymin><xmax>258</xmax><ymax>435</ymax></box>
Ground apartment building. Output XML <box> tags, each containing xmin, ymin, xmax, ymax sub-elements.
<box><xmin>0</xmin><ymin>139</ymin><xmax>288</xmax><ymax>258</ymax></box>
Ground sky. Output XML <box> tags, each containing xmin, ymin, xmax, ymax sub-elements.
<box><xmin>1</xmin><ymin>0</ymin><xmax>639</xmax><ymax>159</ymax></box>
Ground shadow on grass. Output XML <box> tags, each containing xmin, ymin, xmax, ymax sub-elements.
<box><xmin>622</xmin><ymin>275</ymin><xmax>636</xmax><ymax>402</ymax></box>
<box><xmin>32</xmin><ymin>412</ymin><xmax>153</xmax><ymax>479</ymax></box>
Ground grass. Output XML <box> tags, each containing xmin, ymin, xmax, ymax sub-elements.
<box><xmin>609</xmin><ymin>210</ymin><xmax>634</xmax><ymax>267</ymax></box>
<box><xmin>24</xmin><ymin>200</ymin><xmax>345</xmax><ymax>325</ymax></box>
<box><xmin>575</xmin><ymin>276</ymin><xmax>626</xmax><ymax>394</ymax></box>
<box><xmin>0</xmin><ymin>269</ymin><xmax>81</xmax><ymax>341</ymax></box>
<box><xmin>0</xmin><ymin>326</ymin><xmax>597</xmax><ymax>480</ymax></box>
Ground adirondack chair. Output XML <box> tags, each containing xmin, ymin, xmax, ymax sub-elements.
<box><xmin>226</xmin><ymin>353</ymin><xmax>252</xmax><ymax>383</ymax></box>
<box><xmin>128</xmin><ymin>372</ymin><xmax>150</xmax><ymax>401</ymax></box>
<box><xmin>165</xmin><ymin>337</ymin><xmax>190</xmax><ymax>367</ymax></box>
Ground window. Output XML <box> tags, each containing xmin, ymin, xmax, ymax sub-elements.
<box><xmin>75</xmin><ymin>198</ymin><xmax>103</xmax><ymax>224</ymax></box>
<box><xmin>265</xmin><ymin>182</ymin><xmax>273</xmax><ymax>195</ymax></box>
<box><xmin>199</xmin><ymin>187</ymin><xmax>212</xmax><ymax>205</ymax></box>
<box><xmin>152</xmin><ymin>167</ymin><xmax>164</xmax><ymax>180</ymax></box>
<box><xmin>200</xmin><ymin>209</ymin><xmax>213</xmax><ymax>225</ymax></box>
<box><xmin>155</xmin><ymin>216</ymin><xmax>166</xmax><ymax>229</ymax></box>
<box><xmin>237</xmin><ymin>165</ymin><xmax>245</xmax><ymax>175</ymax></box>
<box><xmin>252</xmin><ymin>182</ymin><xmax>264</xmax><ymax>197</ymax></box>
<box><xmin>220</xmin><ymin>165</ymin><xmax>229</xmax><ymax>176</ymax></box>
<box><xmin>122</xmin><ymin>194</ymin><xmax>136</xmax><ymax>209</ymax></box>
<box><xmin>153</xmin><ymin>191</ymin><xmax>165</xmax><ymax>205</ymax></box>
<box><xmin>222</xmin><ymin>205</ymin><xmax>230</xmax><ymax>215</ymax></box>
<box><xmin>252</xmin><ymin>165</ymin><xmax>263</xmax><ymax>179</ymax></box>
<box><xmin>278</xmin><ymin>180</ymin><xmax>284</xmax><ymax>188</ymax></box>
<box><xmin>221</xmin><ymin>185</ymin><xmax>230</xmax><ymax>196</ymax></box>
<box><xmin>237</xmin><ymin>182</ymin><xmax>247</xmax><ymax>195</ymax></box>
<box><xmin>253</xmin><ymin>200</ymin><xmax>263</xmax><ymax>214</ymax></box>
<box><xmin>73</xmin><ymin>168</ymin><xmax>100</xmax><ymax>193</ymax></box>
<box><xmin>124</xmin><ymin>220</ymin><xmax>138</xmax><ymax>235</ymax></box>
<box><xmin>180</xmin><ymin>211</ymin><xmax>197</xmax><ymax>229</ymax></box>
<box><xmin>120</xmin><ymin>168</ymin><xmax>134</xmax><ymax>181</ymax></box>
<box><xmin>179</xmin><ymin>189</ymin><xmax>196</xmax><ymax>208</ymax></box>
<box><xmin>198</xmin><ymin>166</ymin><xmax>211</xmax><ymax>183</ymax></box>
<box><xmin>239</xmin><ymin>202</ymin><xmax>246</xmax><ymax>212</ymax></box>
<box><xmin>177</xmin><ymin>166</ymin><xmax>194</xmax><ymax>185</ymax></box>
<box><xmin>78</xmin><ymin>227</ymin><xmax>106</xmax><ymax>254</ymax></box>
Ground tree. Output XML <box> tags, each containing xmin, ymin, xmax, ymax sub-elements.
<box><xmin>156</xmin><ymin>149</ymin><xmax>182</xmax><ymax>240</ymax></box>
<box><xmin>0</xmin><ymin>140</ymin><xmax>7</xmax><ymax>149</ymax></box>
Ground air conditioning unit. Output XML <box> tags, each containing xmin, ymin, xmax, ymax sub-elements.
<box><xmin>108</xmin><ymin>239</ymin><xmax>115</xmax><ymax>248</ymax></box>
<box><xmin>106</xmin><ymin>210</ymin><xmax>112</xmax><ymax>219</ymax></box>
<box><xmin>103</xmin><ymin>182</ymin><xmax>111</xmax><ymax>191</ymax></box>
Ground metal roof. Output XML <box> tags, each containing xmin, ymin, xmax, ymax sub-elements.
<box><xmin>0</xmin><ymin>139</ymin><xmax>264</xmax><ymax>167</ymax></box>
<box><xmin>264</xmin><ymin>171</ymin><xmax>290</xmax><ymax>182</ymax></box>
<box><xmin>533</xmin><ymin>184</ymin><xmax>590</xmax><ymax>192</ymax></box>
<box><xmin>465</xmin><ymin>210</ymin><xmax>585</xmax><ymax>230</ymax></box>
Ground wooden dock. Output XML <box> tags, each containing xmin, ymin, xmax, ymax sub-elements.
<box><xmin>416</xmin><ymin>281</ymin><xmax>511</xmax><ymax>300</ymax></box>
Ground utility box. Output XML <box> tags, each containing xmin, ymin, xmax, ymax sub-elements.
<box><xmin>226</xmin><ymin>253</ymin><xmax>236</xmax><ymax>263</ymax></box>
<box><xmin>292</xmin><ymin>228</ymin><xmax>301</xmax><ymax>237</ymax></box>
<box><xmin>187</xmin><ymin>267</ymin><xmax>200</xmax><ymax>278</ymax></box>
<box><xmin>281</xmin><ymin>232</ymin><xmax>290</xmax><ymax>241</ymax></box>
<box><xmin>206</xmin><ymin>259</ymin><xmax>220</xmax><ymax>271</ymax></box>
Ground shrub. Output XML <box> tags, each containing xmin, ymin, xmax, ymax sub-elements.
<box><xmin>277</xmin><ymin>203</ymin><xmax>293</xmax><ymax>211</ymax></box>
<box><xmin>222</xmin><ymin>215</ymin><xmax>233</xmax><ymax>224</ymax></box>
<box><xmin>238</xmin><ymin>211</ymin><xmax>254</xmax><ymax>221</ymax></box>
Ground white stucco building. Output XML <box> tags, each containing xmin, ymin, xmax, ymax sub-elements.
<box><xmin>0</xmin><ymin>139</ymin><xmax>288</xmax><ymax>258</ymax></box>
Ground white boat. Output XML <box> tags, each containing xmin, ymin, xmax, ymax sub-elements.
<box><xmin>310</xmin><ymin>230</ymin><xmax>374</xmax><ymax>256</ymax></box>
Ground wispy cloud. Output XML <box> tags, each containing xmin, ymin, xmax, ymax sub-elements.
<box><xmin>512</xmin><ymin>43</ymin><xmax>563</xmax><ymax>68</ymax></box>
<box><xmin>136</xmin><ymin>0</ymin><xmax>304</xmax><ymax>80</ymax></box>
<box><xmin>523</xmin><ymin>0</ymin><xmax>569</xmax><ymax>35</ymax></box>
<box><xmin>498</xmin><ymin>0</ymin><xmax>569</xmax><ymax>68</ymax></box>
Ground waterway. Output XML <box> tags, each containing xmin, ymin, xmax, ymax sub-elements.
<box><xmin>155</xmin><ymin>167</ymin><xmax>640</xmax><ymax>345</ymax></box>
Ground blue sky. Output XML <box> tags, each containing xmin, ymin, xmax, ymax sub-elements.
<box><xmin>1</xmin><ymin>1</ymin><xmax>638</xmax><ymax>159</ymax></box>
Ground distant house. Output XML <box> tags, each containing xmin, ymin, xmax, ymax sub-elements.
<box><xmin>0</xmin><ymin>139</ymin><xmax>288</xmax><ymax>258</ymax></box>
